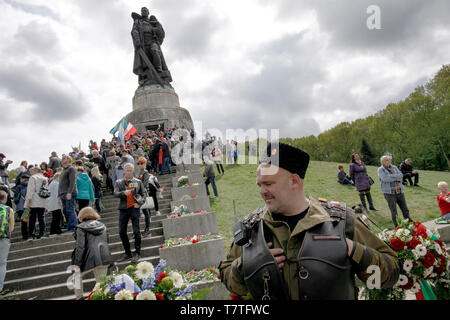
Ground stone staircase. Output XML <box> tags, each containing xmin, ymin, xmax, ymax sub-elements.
<box><xmin>3</xmin><ymin>170</ymin><xmax>178</xmax><ymax>300</ymax></box>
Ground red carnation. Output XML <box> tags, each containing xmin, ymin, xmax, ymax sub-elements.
<box><xmin>400</xmin><ymin>277</ymin><xmax>414</xmax><ymax>290</ymax></box>
<box><xmin>217</xmin><ymin>274</ymin><xmax>221</xmax><ymax>279</ymax></box>
<box><xmin>155</xmin><ymin>293</ymin><xmax>164</xmax><ymax>300</ymax></box>
<box><xmin>434</xmin><ymin>239</ymin><xmax>444</xmax><ymax>248</ymax></box>
<box><xmin>423</xmin><ymin>251</ymin><xmax>435</xmax><ymax>268</ymax></box>
<box><xmin>178</xmin><ymin>213</ymin><xmax>181</xmax><ymax>217</ymax></box>
<box><xmin>171</xmin><ymin>216</ymin><xmax>175</xmax><ymax>219</ymax></box>
<box><xmin>406</xmin><ymin>238</ymin><xmax>421</xmax><ymax>249</ymax></box>
<box><xmin>390</xmin><ymin>238</ymin><xmax>405</xmax><ymax>251</ymax></box>
<box><xmin>160</xmin><ymin>245</ymin><xmax>164</xmax><ymax>248</ymax></box>
<box><xmin>192</xmin><ymin>239</ymin><xmax>198</xmax><ymax>244</ymax></box>
<box><xmin>231</xmin><ymin>294</ymin><xmax>244</xmax><ymax>300</ymax></box>
<box><xmin>158</xmin><ymin>272</ymin><xmax>168</xmax><ymax>283</ymax></box>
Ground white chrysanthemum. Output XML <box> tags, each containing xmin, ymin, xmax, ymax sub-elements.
<box><xmin>403</xmin><ymin>260</ymin><xmax>413</xmax><ymax>273</ymax></box>
<box><xmin>169</xmin><ymin>271</ymin><xmax>184</xmax><ymax>288</ymax></box>
<box><xmin>136</xmin><ymin>261</ymin><xmax>155</xmax><ymax>280</ymax></box>
<box><xmin>415</xmin><ymin>245</ymin><xmax>427</xmax><ymax>257</ymax></box>
<box><xmin>397</xmin><ymin>274</ymin><xmax>408</xmax><ymax>286</ymax></box>
<box><xmin>434</xmin><ymin>243</ymin><xmax>443</xmax><ymax>255</ymax></box>
<box><xmin>115</xmin><ymin>289</ymin><xmax>134</xmax><ymax>300</ymax></box>
<box><xmin>136</xmin><ymin>290</ymin><xmax>156</xmax><ymax>300</ymax></box>
<box><xmin>424</xmin><ymin>266</ymin><xmax>434</xmax><ymax>278</ymax></box>
<box><xmin>93</xmin><ymin>283</ymin><xmax>101</xmax><ymax>292</ymax></box>
<box><xmin>175</xmin><ymin>296</ymin><xmax>187</xmax><ymax>300</ymax></box>
<box><xmin>104</xmin><ymin>287</ymin><xmax>110</xmax><ymax>295</ymax></box>
<box><xmin>409</xmin><ymin>282</ymin><xmax>421</xmax><ymax>294</ymax></box>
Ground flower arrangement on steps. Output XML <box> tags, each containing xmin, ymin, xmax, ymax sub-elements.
<box><xmin>87</xmin><ymin>259</ymin><xmax>213</xmax><ymax>300</ymax></box>
<box><xmin>160</xmin><ymin>233</ymin><xmax>221</xmax><ymax>248</ymax></box>
<box><xmin>168</xmin><ymin>204</ymin><xmax>207</xmax><ymax>219</ymax></box>
<box><xmin>361</xmin><ymin>219</ymin><xmax>449</xmax><ymax>300</ymax></box>
<box><xmin>177</xmin><ymin>176</ymin><xmax>189</xmax><ymax>188</ymax></box>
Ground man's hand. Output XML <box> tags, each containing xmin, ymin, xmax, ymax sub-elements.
<box><xmin>267</xmin><ymin>242</ymin><xmax>286</xmax><ymax>270</ymax></box>
<box><xmin>66</xmin><ymin>193</ymin><xmax>72</xmax><ymax>200</ymax></box>
<box><xmin>124</xmin><ymin>190</ymin><xmax>131</xmax><ymax>196</ymax></box>
<box><xmin>412</xmin><ymin>170</ymin><xmax>417</xmax><ymax>174</ymax></box>
<box><xmin>133</xmin><ymin>203</ymin><xmax>140</xmax><ymax>208</ymax></box>
<box><xmin>345</xmin><ymin>238</ymin><xmax>354</xmax><ymax>256</ymax></box>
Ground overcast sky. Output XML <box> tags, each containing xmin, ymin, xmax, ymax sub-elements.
<box><xmin>0</xmin><ymin>0</ymin><xmax>449</xmax><ymax>168</ymax></box>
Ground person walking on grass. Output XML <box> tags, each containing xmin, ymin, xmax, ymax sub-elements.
<box><xmin>203</xmin><ymin>157</ymin><xmax>218</xmax><ymax>198</ymax></box>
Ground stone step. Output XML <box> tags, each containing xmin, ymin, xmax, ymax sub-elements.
<box><xmin>10</xmin><ymin>210</ymin><xmax>172</xmax><ymax>242</ymax></box>
<box><xmin>8</xmin><ymin>224</ymin><xmax>163</xmax><ymax>260</ymax></box>
<box><xmin>4</xmin><ymin>242</ymin><xmax>163</xmax><ymax>292</ymax></box>
<box><xmin>10</xmin><ymin>216</ymin><xmax>168</xmax><ymax>244</ymax></box>
<box><xmin>5</xmin><ymin>240</ymin><xmax>163</xmax><ymax>282</ymax></box>
<box><xmin>4</xmin><ymin>255</ymin><xmax>161</xmax><ymax>300</ymax></box>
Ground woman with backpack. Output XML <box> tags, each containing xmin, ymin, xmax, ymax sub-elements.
<box><xmin>25</xmin><ymin>167</ymin><xmax>49</xmax><ymax>241</ymax></box>
<box><xmin>72</xmin><ymin>207</ymin><xmax>113</xmax><ymax>300</ymax></box>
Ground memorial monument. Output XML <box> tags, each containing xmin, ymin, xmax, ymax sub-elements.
<box><xmin>125</xmin><ymin>6</ymin><xmax>194</xmax><ymax>132</ymax></box>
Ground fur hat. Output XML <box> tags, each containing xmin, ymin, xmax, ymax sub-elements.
<box><xmin>260</xmin><ymin>142</ymin><xmax>310</xmax><ymax>179</ymax></box>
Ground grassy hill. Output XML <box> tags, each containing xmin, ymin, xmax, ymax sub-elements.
<box><xmin>207</xmin><ymin>158</ymin><xmax>450</xmax><ymax>249</ymax></box>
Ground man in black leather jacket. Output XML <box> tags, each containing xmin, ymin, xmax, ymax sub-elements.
<box><xmin>114</xmin><ymin>163</ymin><xmax>147</xmax><ymax>263</ymax></box>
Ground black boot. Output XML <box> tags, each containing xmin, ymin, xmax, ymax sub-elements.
<box><xmin>367</xmin><ymin>193</ymin><xmax>378</xmax><ymax>211</ymax></box>
<box><xmin>142</xmin><ymin>228</ymin><xmax>150</xmax><ymax>238</ymax></box>
<box><xmin>359</xmin><ymin>193</ymin><xmax>369</xmax><ymax>213</ymax></box>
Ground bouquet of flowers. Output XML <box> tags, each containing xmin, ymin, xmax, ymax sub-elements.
<box><xmin>160</xmin><ymin>233</ymin><xmax>222</xmax><ymax>249</ymax></box>
<box><xmin>170</xmin><ymin>205</ymin><xmax>190</xmax><ymax>218</ymax></box>
<box><xmin>87</xmin><ymin>259</ymin><xmax>212</xmax><ymax>300</ymax></box>
<box><xmin>177</xmin><ymin>176</ymin><xmax>189</xmax><ymax>188</ymax></box>
<box><xmin>181</xmin><ymin>266</ymin><xmax>221</xmax><ymax>283</ymax></box>
<box><xmin>361</xmin><ymin>219</ymin><xmax>449</xmax><ymax>300</ymax></box>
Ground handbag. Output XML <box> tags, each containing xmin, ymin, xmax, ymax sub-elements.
<box><xmin>140</xmin><ymin>196</ymin><xmax>155</xmax><ymax>209</ymax></box>
<box><xmin>38</xmin><ymin>180</ymin><xmax>51</xmax><ymax>199</ymax></box>
<box><xmin>368</xmin><ymin>176</ymin><xmax>375</xmax><ymax>185</ymax></box>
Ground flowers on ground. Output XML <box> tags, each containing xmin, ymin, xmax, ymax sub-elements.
<box><xmin>177</xmin><ymin>176</ymin><xmax>189</xmax><ymax>187</ymax></box>
<box><xmin>160</xmin><ymin>233</ymin><xmax>221</xmax><ymax>248</ymax></box>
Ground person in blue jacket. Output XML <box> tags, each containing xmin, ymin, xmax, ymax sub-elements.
<box><xmin>13</xmin><ymin>173</ymin><xmax>30</xmax><ymax>240</ymax></box>
<box><xmin>75</xmin><ymin>166</ymin><xmax>94</xmax><ymax>212</ymax></box>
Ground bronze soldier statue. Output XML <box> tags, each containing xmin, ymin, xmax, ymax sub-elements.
<box><xmin>131</xmin><ymin>7</ymin><xmax>172</xmax><ymax>87</ymax></box>
<box><xmin>219</xmin><ymin>143</ymin><xmax>400</xmax><ymax>300</ymax></box>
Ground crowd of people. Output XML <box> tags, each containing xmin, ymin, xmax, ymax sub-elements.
<box><xmin>336</xmin><ymin>153</ymin><xmax>449</xmax><ymax>227</ymax></box>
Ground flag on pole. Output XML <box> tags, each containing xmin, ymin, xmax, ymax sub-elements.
<box><xmin>116</xmin><ymin>118</ymin><xmax>128</xmax><ymax>143</ymax></box>
<box><xmin>125</xmin><ymin>122</ymin><xmax>137</xmax><ymax>139</ymax></box>
<box><xmin>110</xmin><ymin>118</ymin><xmax>124</xmax><ymax>135</ymax></box>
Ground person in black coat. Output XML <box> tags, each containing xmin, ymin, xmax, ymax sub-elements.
<box><xmin>72</xmin><ymin>207</ymin><xmax>112</xmax><ymax>300</ymax></box>
<box><xmin>399</xmin><ymin>158</ymin><xmax>419</xmax><ymax>186</ymax></box>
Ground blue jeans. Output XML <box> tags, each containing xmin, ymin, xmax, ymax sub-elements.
<box><xmin>160</xmin><ymin>157</ymin><xmax>172</xmax><ymax>174</ymax></box>
<box><xmin>0</xmin><ymin>238</ymin><xmax>10</xmax><ymax>292</ymax></box>
<box><xmin>205</xmin><ymin>176</ymin><xmax>218</xmax><ymax>197</ymax></box>
<box><xmin>60</xmin><ymin>193</ymin><xmax>78</xmax><ymax>232</ymax></box>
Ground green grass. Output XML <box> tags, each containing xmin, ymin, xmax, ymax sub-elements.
<box><xmin>206</xmin><ymin>158</ymin><xmax>450</xmax><ymax>249</ymax></box>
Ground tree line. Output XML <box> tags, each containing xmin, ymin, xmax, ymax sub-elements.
<box><xmin>280</xmin><ymin>64</ymin><xmax>449</xmax><ymax>171</ymax></box>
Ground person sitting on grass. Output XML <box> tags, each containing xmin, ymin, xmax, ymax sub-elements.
<box><xmin>337</xmin><ymin>165</ymin><xmax>353</xmax><ymax>185</ymax></box>
<box><xmin>435</xmin><ymin>181</ymin><xmax>450</xmax><ymax>224</ymax></box>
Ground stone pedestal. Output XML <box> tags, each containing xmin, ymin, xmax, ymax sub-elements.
<box><xmin>159</xmin><ymin>238</ymin><xmax>225</xmax><ymax>271</ymax></box>
<box><xmin>194</xmin><ymin>280</ymin><xmax>230</xmax><ymax>300</ymax></box>
<box><xmin>171</xmin><ymin>184</ymin><xmax>207</xmax><ymax>201</ymax></box>
<box><xmin>125</xmin><ymin>85</ymin><xmax>194</xmax><ymax>132</ymax></box>
<box><xmin>422</xmin><ymin>220</ymin><xmax>450</xmax><ymax>242</ymax></box>
<box><xmin>162</xmin><ymin>212</ymin><xmax>218</xmax><ymax>238</ymax></box>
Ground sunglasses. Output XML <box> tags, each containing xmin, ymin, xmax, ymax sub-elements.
<box><xmin>137</xmin><ymin>163</ymin><xmax>145</xmax><ymax>165</ymax></box>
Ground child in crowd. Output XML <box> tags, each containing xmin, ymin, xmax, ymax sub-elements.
<box><xmin>435</xmin><ymin>181</ymin><xmax>450</xmax><ymax>224</ymax></box>
<box><xmin>337</xmin><ymin>165</ymin><xmax>353</xmax><ymax>185</ymax></box>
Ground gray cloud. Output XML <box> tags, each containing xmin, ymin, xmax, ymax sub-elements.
<box><xmin>3</xmin><ymin>0</ymin><xmax>60</xmax><ymax>21</ymax></box>
<box><xmin>4</xmin><ymin>21</ymin><xmax>62</xmax><ymax>59</ymax></box>
<box><xmin>0</xmin><ymin>61</ymin><xmax>90</xmax><ymax>123</ymax></box>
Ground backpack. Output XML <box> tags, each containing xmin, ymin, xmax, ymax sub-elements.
<box><xmin>38</xmin><ymin>179</ymin><xmax>51</xmax><ymax>199</ymax></box>
<box><xmin>0</xmin><ymin>205</ymin><xmax>11</xmax><ymax>239</ymax></box>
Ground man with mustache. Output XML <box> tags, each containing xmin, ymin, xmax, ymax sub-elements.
<box><xmin>219</xmin><ymin>143</ymin><xmax>399</xmax><ymax>300</ymax></box>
